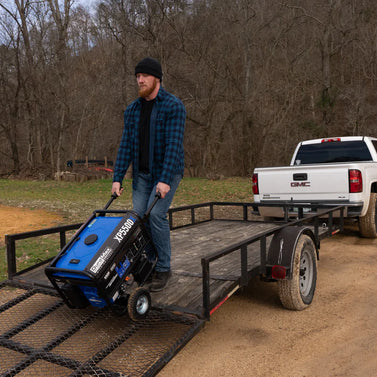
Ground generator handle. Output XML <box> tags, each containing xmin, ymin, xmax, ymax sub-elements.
<box><xmin>104</xmin><ymin>191</ymin><xmax>120</xmax><ymax>210</ymax></box>
<box><xmin>144</xmin><ymin>192</ymin><xmax>162</xmax><ymax>219</ymax></box>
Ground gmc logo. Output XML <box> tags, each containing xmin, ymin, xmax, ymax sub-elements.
<box><xmin>291</xmin><ymin>182</ymin><xmax>311</xmax><ymax>187</ymax></box>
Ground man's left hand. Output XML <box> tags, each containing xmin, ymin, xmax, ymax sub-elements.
<box><xmin>156</xmin><ymin>182</ymin><xmax>170</xmax><ymax>199</ymax></box>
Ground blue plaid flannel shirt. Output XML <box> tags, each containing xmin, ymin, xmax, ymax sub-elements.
<box><xmin>113</xmin><ymin>86</ymin><xmax>186</xmax><ymax>187</ymax></box>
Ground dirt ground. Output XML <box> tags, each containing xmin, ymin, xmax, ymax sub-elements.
<box><xmin>0</xmin><ymin>205</ymin><xmax>62</xmax><ymax>245</ymax></box>
<box><xmin>1</xmin><ymin>206</ymin><xmax>377</xmax><ymax>377</ymax></box>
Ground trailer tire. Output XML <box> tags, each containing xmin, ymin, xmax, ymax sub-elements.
<box><xmin>278</xmin><ymin>234</ymin><xmax>317</xmax><ymax>311</ymax></box>
<box><xmin>359</xmin><ymin>193</ymin><xmax>377</xmax><ymax>238</ymax></box>
<box><xmin>127</xmin><ymin>287</ymin><xmax>151</xmax><ymax>321</ymax></box>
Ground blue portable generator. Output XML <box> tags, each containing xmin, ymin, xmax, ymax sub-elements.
<box><xmin>45</xmin><ymin>193</ymin><xmax>159</xmax><ymax>320</ymax></box>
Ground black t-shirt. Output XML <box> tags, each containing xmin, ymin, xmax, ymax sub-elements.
<box><xmin>138</xmin><ymin>98</ymin><xmax>155</xmax><ymax>173</ymax></box>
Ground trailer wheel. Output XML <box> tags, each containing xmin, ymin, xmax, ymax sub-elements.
<box><xmin>278</xmin><ymin>234</ymin><xmax>317</xmax><ymax>310</ymax></box>
<box><xmin>359</xmin><ymin>193</ymin><xmax>377</xmax><ymax>238</ymax></box>
<box><xmin>127</xmin><ymin>287</ymin><xmax>151</xmax><ymax>321</ymax></box>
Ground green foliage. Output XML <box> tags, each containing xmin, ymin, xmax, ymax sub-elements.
<box><xmin>0</xmin><ymin>177</ymin><xmax>253</xmax><ymax>281</ymax></box>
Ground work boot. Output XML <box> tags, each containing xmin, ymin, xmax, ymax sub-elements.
<box><xmin>150</xmin><ymin>270</ymin><xmax>172</xmax><ymax>292</ymax></box>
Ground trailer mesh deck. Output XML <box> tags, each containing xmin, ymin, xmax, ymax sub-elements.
<box><xmin>0</xmin><ymin>281</ymin><xmax>204</xmax><ymax>377</ymax></box>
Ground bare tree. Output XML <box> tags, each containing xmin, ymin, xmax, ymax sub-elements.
<box><xmin>2</xmin><ymin>0</ymin><xmax>377</xmax><ymax>177</ymax></box>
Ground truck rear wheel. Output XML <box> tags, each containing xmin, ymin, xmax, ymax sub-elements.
<box><xmin>359</xmin><ymin>193</ymin><xmax>377</xmax><ymax>238</ymax></box>
<box><xmin>278</xmin><ymin>234</ymin><xmax>317</xmax><ymax>310</ymax></box>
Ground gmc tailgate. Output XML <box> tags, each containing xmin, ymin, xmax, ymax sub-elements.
<box><xmin>254</xmin><ymin>164</ymin><xmax>352</xmax><ymax>202</ymax></box>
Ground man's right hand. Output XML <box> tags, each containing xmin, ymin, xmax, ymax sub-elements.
<box><xmin>112</xmin><ymin>182</ymin><xmax>123</xmax><ymax>196</ymax></box>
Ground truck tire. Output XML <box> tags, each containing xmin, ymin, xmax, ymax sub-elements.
<box><xmin>359</xmin><ymin>193</ymin><xmax>377</xmax><ymax>238</ymax></box>
<box><xmin>127</xmin><ymin>287</ymin><xmax>151</xmax><ymax>321</ymax></box>
<box><xmin>278</xmin><ymin>234</ymin><xmax>317</xmax><ymax>310</ymax></box>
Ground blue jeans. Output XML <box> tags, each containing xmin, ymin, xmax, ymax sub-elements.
<box><xmin>132</xmin><ymin>173</ymin><xmax>182</xmax><ymax>272</ymax></box>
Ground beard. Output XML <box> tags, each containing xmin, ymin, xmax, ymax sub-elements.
<box><xmin>138</xmin><ymin>78</ymin><xmax>158</xmax><ymax>98</ymax></box>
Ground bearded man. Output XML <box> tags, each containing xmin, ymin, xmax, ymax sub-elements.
<box><xmin>112</xmin><ymin>57</ymin><xmax>186</xmax><ymax>292</ymax></box>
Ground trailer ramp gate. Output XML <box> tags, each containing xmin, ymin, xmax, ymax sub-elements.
<box><xmin>0</xmin><ymin>281</ymin><xmax>204</xmax><ymax>377</ymax></box>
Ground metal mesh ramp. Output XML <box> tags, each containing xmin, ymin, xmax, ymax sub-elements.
<box><xmin>0</xmin><ymin>281</ymin><xmax>204</xmax><ymax>377</ymax></box>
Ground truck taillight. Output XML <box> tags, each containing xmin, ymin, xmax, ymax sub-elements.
<box><xmin>349</xmin><ymin>169</ymin><xmax>362</xmax><ymax>193</ymax></box>
<box><xmin>321</xmin><ymin>138</ymin><xmax>341</xmax><ymax>142</ymax></box>
<box><xmin>252</xmin><ymin>173</ymin><xmax>259</xmax><ymax>195</ymax></box>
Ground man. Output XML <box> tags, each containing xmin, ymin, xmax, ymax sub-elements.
<box><xmin>112</xmin><ymin>57</ymin><xmax>186</xmax><ymax>292</ymax></box>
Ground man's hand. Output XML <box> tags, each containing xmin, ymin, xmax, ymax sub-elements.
<box><xmin>156</xmin><ymin>182</ymin><xmax>170</xmax><ymax>199</ymax></box>
<box><xmin>112</xmin><ymin>182</ymin><xmax>124</xmax><ymax>196</ymax></box>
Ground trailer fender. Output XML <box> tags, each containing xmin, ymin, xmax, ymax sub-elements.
<box><xmin>266</xmin><ymin>226</ymin><xmax>317</xmax><ymax>279</ymax></box>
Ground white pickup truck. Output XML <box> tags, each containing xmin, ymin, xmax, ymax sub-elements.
<box><xmin>252</xmin><ymin>136</ymin><xmax>377</xmax><ymax>237</ymax></box>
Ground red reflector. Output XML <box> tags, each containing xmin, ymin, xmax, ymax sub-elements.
<box><xmin>349</xmin><ymin>169</ymin><xmax>362</xmax><ymax>193</ymax></box>
<box><xmin>271</xmin><ymin>265</ymin><xmax>286</xmax><ymax>280</ymax></box>
<box><xmin>321</xmin><ymin>138</ymin><xmax>341</xmax><ymax>142</ymax></box>
<box><xmin>252</xmin><ymin>173</ymin><xmax>259</xmax><ymax>195</ymax></box>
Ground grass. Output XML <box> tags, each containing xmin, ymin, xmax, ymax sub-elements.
<box><xmin>0</xmin><ymin>177</ymin><xmax>253</xmax><ymax>222</ymax></box>
<box><xmin>0</xmin><ymin>177</ymin><xmax>253</xmax><ymax>282</ymax></box>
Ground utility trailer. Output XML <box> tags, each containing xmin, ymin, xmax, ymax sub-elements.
<box><xmin>1</xmin><ymin>201</ymin><xmax>346</xmax><ymax>376</ymax></box>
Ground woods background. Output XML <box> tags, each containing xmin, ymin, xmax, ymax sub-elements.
<box><xmin>1</xmin><ymin>0</ymin><xmax>377</xmax><ymax>179</ymax></box>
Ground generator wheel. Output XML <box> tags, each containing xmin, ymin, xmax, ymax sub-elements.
<box><xmin>127</xmin><ymin>287</ymin><xmax>151</xmax><ymax>321</ymax></box>
<box><xmin>359</xmin><ymin>193</ymin><xmax>377</xmax><ymax>238</ymax></box>
<box><xmin>278</xmin><ymin>234</ymin><xmax>317</xmax><ymax>311</ymax></box>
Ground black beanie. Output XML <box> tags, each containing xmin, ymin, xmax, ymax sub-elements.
<box><xmin>134</xmin><ymin>57</ymin><xmax>163</xmax><ymax>80</ymax></box>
